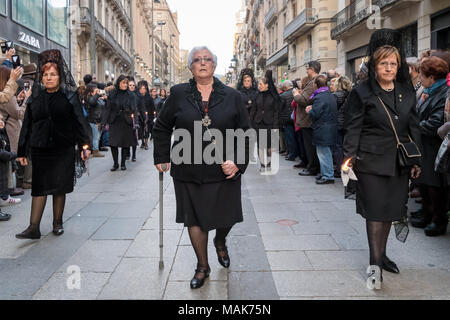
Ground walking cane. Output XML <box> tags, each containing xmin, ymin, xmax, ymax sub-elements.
<box><xmin>159</xmin><ymin>163</ymin><xmax>167</xmax><ymax>269</ymax></box>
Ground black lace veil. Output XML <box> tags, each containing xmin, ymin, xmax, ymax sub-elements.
<box><xmin>236</xmin><ymin>68</ymin><xmax>257</xmax><ymax>91</ymax></box>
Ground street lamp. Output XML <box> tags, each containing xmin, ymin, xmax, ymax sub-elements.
<box><xmin>157</xmin><ymin>20</ymin><xmax>166</xmax><ymax>87</ymax></box>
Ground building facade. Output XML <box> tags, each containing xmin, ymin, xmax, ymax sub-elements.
<box><xmin>0</xmin><ymin>0</ymin><xmax>70</xmax><ymax>67</ymax></box>
<box><xmin>71</xmin><ymin>0</ymin><xmax>133</xmax><ymax>84</ymax></box>
<box><xmin>133</xmin><ymin>0</ymin><xmax>154</xmax><ymax>84</ymax></box>
<box><xmin>332</xmin><ymin>0</ymin><xmax>450</xmax><ymax>81</ymax></box>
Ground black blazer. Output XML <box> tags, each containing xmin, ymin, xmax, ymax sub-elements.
<box><xmin>343</xmin><ymin>78</ymin><xmax>421</xmax><ymax>177</ymax></box>
<box><xmin>153</xmin><ymin>77</ymin><xmax>250</xmax><ymax>184</ymax></box>
<box><xmin>18</xmin><ymin>88</ymin><xmax>92</xmax><ymax>157</ymax></box>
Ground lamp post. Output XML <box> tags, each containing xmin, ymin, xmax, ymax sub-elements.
<box><xmin>157</xmin><ymin>20</ymin><xmax>166</xmax><ymax>87</ymax></box>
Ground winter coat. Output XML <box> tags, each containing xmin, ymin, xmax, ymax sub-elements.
<box><xmin>279</xmin><ymin>88</ymin><xmax>294</xmax><ymax>128</ymax></box>
<box><xmin>0</xmin><ymin>95</ymin><xmax>26</xmax><ymax>153</ymax></box>
<box><xmin>293</xmin><ymin>76</ymin><xmax>315</xmax><ymax>128</ymax></box>
<box><xmin>251</xmin><ymin>90</ymin><xmax>280</xmax><ymax>129</ymax></box>
<box><xmin>309</xmin><ymin>90</ymin><xmax>338</xmax><ymax>147</ymax></box>
<box><xmin>86</xmin><ymin>94</ymin><xmax>104</xmax><ymax>123</ymax></box>
<box><xmin>334</xmin><ymin>90</ymin><xmax>349</xmax><ymax>131</ymax></box>
<box><xmin>0</xmin><ymin>78</ymin><xmax>18</xmax><ymax>104</ymax></box>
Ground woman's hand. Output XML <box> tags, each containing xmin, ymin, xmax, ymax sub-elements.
<box><xmin>17</xmin><ymin>157</ymin><xmax>28</xmax><ymax>166</ymax></box>
<box><xmin>222</xmin><ymin>160</ymin><xmax>239</xmax><ymax>179</ymax></box>
<box><xmin>81</xmin><ymin>149</ymin><xmax>91</xmax><ymax>161</ymax></box>
<box><xmin>411</xmin><ymin>165</ymin><xmax>421</xmax><ymax>179</ymax></box>
<box><xmin>155</xmin><ymin>163</ymin><xmax>170</xmax><ymax>173</ymax></box>
<box><xmin>10</xmin><ymin>67</ymin><xmax>23</xmax><ymax>81</ymax></box>
<box><xmin>305</xmin><ymin>105</ymin><xmax>312</xmax><ymax>113</ymax></box>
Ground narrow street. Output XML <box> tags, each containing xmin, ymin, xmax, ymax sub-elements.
<box><xmin>0</xmin><ymin>146</ymin><xmax>449</xmax><ymax>300</ymax></box>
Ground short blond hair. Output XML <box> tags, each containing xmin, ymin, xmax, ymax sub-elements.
<box><xmin>373</xmin><ymin>45</ymin><xmax>401</xmax><ymax>69</ymax></box>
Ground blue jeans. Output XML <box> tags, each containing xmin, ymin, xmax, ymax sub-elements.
<box><xmin>89</xmin><ymin>123</ymin><xmax>100</xmax><ymax>151</ymax></box>
<box><xmin>316</xmin><ymin>145</ymin><xmax>334</xmax><ymax>180</ymax></box>
<box><xmin>284</xmin><ymin>123</ymin><xmax>298</xmax><ymax>159</ymax></box>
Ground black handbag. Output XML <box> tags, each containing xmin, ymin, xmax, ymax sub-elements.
<box><xmin>434</xmin><ymin>133</ymin><xmax>450</xmax><ymax>173</ymax></box>
<box><xmin>378</xmin><ymin>97</ymin><xmax>421</xmax><ymax>167</ymax></box>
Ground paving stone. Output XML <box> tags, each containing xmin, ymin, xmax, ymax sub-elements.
<box><xmin>32</xmin><ymin>272</ymin><xmax>111</xmax><ymax>300</ymax></box>
<box><xmin>229</xmin><ymin>272</ymin><xmax>279</xmax><ymax>300</ymax></box>
<box><xmin>262</xmin><ymin>235</ymin><xmax>340</xmax><ymax>251</ymax></box>
<box><xmin>266</xmin><ymin>251</ymin><xmax>313</xmax><ymax>271</ymax></box>
<box><xmin>258</xmin><ymin>223</ymin><xmax>295</xmax><ymax>236</ymax></box>
<box><xmin>91</xmin><ymin>218</ymin><xmax>146</xmax><ymax>240</ymax></box>
<box><xmin>125</xmin><ymin>229</ymin><xmax>180</xmax><ymax>259</ymax></box>
<box><xmin>75</xmin><ymin>202</ymin><xmax>120</xmax><ymax>218</ymax></box>
<box><xmin>164</xmin><ymin>281</ymin><xmax>228</xmax><ymax>300</ymax></box>
<box><xmin>291</xmin><ymin>221</ymin><xmax>358</xmax><ymax>235</ymax></box>
<box><xmin>229</xmin><ymin>235</ymin><xmax>271</xmax><ymax>272</ymax></box>
<box><xmin>305</xmin><ymin>250</ymin><xmax>369</xmax><ymax>271</ymax></box>
<box><xmin>98</xmin><ymin>258</ymin><xmax>170</xmax><ymax>299</ymax></box>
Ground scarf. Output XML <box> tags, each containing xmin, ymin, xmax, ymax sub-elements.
<box><xmin>309</xmin><ymin>87</ymin><xmax>329</xmax><ymax>100</ymax></box>
<box><xmin>424</xmin><ymin>78</ymin><xmax>447</xmax><ymax>95</ymax></box>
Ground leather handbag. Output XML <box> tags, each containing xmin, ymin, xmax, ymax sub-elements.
<box><xmin>378</xmin><ymin>97</ymin><xmax>421</xmax><ymax>167</ymax></box>
<box><xmin>434</xmin><ymin>133</ymin><xmax>450</xmax><ymax>173</ymax></box>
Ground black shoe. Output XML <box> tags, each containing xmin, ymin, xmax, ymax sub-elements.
<box><xmin>316</xmin><ymin>178</ymin><xmax>335</xmax><ymax>185</ymax></box>
<box><xmin>144</xmin><ymin>145</ymin><xmax>149</xmax><ymax>150</ymax></box>
<box><xmin>214</xmin><ymin>237</ymin><xmax>230</xmax><ymax>268</ymax></box>
<box><xmin>121</xmin><ymin>165</ymin><xmax>127</xmax><ymax>171</ymax></box>
<box><xmin>0</xmin><ymin>212</ymin><xmax>11</xmax><ymax>221</ymax></box>
<box><xmin>293</xmin><ymin>162</ymin><xmax>306</xmax><ymax>169</ymax></box>
<box><xmin>410</xmin><ymin>216</ymin><xmax>429</xmax><ymax>228</ymax></box>
<box><xmin>53</xmin><ymin>221</ymin><xmax>64</xmax><ymax>236</ymax></box>
<box><xmin>99</xmin><ymin>147</ymin><xmax>109</xmax><ymax>152</ymax></box>
<box><xmin>110</xmin><ymin>164</ymin><xmax>119</xmax><ymax>172</ymax></box>
<box><xmin>190</xmin><ymin>265</ymin><xmax>211</xmax><ymax>289</ymax></box>
<box><xmin>131</xmin><ymin>157</ymin><xmax>136</xmax><ymax>162</ymax></box>
<box><xmin>424</xmin><ymin>222</ymin><xmax>448</xmax><ymax>237</ymax></box>
<box><xmin>315</xmin><ymin>174</ymin><xmax>322</xmax><ymax>180</ymax></box>
<box><xmin>382</xmin><ymin>255</ymin><xmax>399</xmax><ymax>274</ymax></box>
<box><xmin>15</xmin><ymin>225</ymin><xmax>41</xmax><ymax>240</ymax></box>
<box><xmin>298</xmin><ymin>169</ymin><xmax>317</xmax><ymax>176</ymax></box>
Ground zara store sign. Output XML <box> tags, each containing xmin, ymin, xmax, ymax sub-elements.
<box><xmin>18</xmin><ymin>31</ymin><xmax>41</xmax><ymax>49</ymax></box>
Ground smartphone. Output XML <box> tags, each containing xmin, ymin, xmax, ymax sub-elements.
<box><xmin>23</xmin><ymin>81</ymin><xmax>30</xmax><ymax>92</ymax></box>
<box><xmin>12</xmin><ymin>55</ymin><xmax>21</xmax><ymax>68</ymax></box>
<box><xmin>1</xmin><ymin>41</ymin><xmax>13</xmax><ymax>53</ymax></box>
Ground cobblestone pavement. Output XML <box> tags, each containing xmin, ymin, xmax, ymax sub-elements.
<box><xmin>0</xmin><ymin>147</ymin><xmax>449</xmax><ymax>300</ymax></box>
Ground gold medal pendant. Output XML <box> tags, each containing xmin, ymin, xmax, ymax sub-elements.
<box><xmin>202</xmin><ymin>114</ymin><xmax>212</xmax><ymax>127</ymax></box>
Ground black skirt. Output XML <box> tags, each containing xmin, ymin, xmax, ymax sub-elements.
<box><xmin>173</xmin><ymin>178</ymin><xmax>244</xmax><ymax>231</ymax></box>
<box><xmin>255</xmin><ymin>123</ymin><xmax>274</xmax><ymax>149</ymax></box>
<box><xmin>109</xmin><ymin>115</ymin><xmax>137</xmax><ymax>148</ymax></box>
<box><xmin>31</xmin><ymin>146</ymin><xmax>75</xmax><ymax>197</ymax></box>
<box><xmin>355</xmin><ymin>170</ymin><xmax>409</xmax><ymax>222</ymax></box>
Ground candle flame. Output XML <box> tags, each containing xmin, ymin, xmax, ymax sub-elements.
<box><xmin>342</xmin><ymin>158</ymin><xmax>351</xmax><ymax>171</ymax></box>
<box><xmin>83</xmin><ymin>145</ymin><xmax>89</xmax><ymax>150</ymax></box>
<box><xmin>131</xmin><ymin>114</ymin><xmax>134</xmax><ymax>118</ymax></box>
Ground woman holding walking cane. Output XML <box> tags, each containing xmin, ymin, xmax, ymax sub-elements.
<box><xmin>153</xmin><ymin>46</ymin><xmax>250</xmax><ymax>289</ymax></box>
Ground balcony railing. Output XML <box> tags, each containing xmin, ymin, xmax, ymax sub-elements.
<box><xmin>331</xmin><ymin>0</ymin><xmax>400</xmax><ymax>39</ymax></box>
<box><xmin>79</xmin><ymin>7</ymin><xmax>132</xmax><ymax>65</ymax></box>
<box><xmin>283</xmin><ymin>8</ymin><xmax>317</xmax><ymax>42</ymax></box>
<box><xmin>264</xmin><ymin>5</ymin><xmax>277</xmax><ymax>27</ymax></box>
<box><xmin>303</xmin><ymin>48</ymin><xmax>312</xmax><ymax>64</ymax></box>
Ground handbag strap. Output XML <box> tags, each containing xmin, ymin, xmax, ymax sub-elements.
<box><xmin>377</xmin><ymin>97</ymin><xmax>413</xmax><ymax>146</ymax></box>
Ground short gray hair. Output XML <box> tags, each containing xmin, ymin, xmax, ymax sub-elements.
<box><xmin>283</xmin><ymin>80</ymin><xmax>293</xmax><ymax>90</ymax></box>
<box><xmin>406</xmin><ymin>57</ymin><xmax>420</xmax><ymax>71</ymax></box>
<box><xmin>187</xmin><ymin>46</ymin><xmax>218</xmax><ymax>70</ymax></box>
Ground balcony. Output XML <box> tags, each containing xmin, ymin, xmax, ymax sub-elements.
<box><xmin>303</xmin><ymin>48</ymin><xmax>312</xmax><ymax>64</ymax></box>
<box><xmin>79</xmin><ymin>7</ymin><xmax>132</xmax><ymax>65</ymax></box>
<box><xmin>330</xmin><ymin>0</ymin><xmax>402</xmax><ymax>40</ymax></box>
<box><xmin>253</xmin><ymin>0</ymin><xmax>262</xmax><ymax>16</ymax></box>
<box><xmin>266</xmin><ymin>44</ymin><xmax>288</xmax><ymax>67</ymax></box>
<box><xmin>264</xmin><ymin>5</ymin><xmax>277</xmax><ymax>27</ymax></box>
<box><xmin>283</xmin><ymin>8</ymin><xmax>317</xmax><ymax>42</ymax></box>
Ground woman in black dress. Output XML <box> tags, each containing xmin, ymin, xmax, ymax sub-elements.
<box><xmin>250</xmin><ymin>70</ymin><xmax>280</xmax><ymax>171</ymax></box>
<box><xmin>344</xmin><ymin>29</ymin><xmax>422</xmax><ymax>289</ymax></box>
<box><xmin>103</xmin><ymin>75</ymin><xmax>137</xmax><ymax>171</ymax></box>
<box><xmin>137</xmin><ymin>80</ymin><xmax>155</xmax><ymax>150</ymax></box>
<box><xmin>15</xmin><ymin>49</ymin><xmax>91</xmax><ymax>240</ymax></box>
<box><xmin>153</xmin><ymin>46</ymin><xmax>250</xmax><ymax>289</ymax></box>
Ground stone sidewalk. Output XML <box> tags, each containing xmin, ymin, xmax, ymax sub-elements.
<box><xmin>0</xmin><ymin>147</ymin><xmax>449</xmax><ymax>299</ymax></box>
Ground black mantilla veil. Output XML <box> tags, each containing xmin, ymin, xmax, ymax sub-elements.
<box><xmin>32</xmin><ymin>49</ymin><xmax>88</xmax><ymax>184</ymax></box>
<box><xmin>366</xmin><ymin>28</ymin><xmax>411</xmax><ymax>87</ymax></box>
<box><xmin>366</xmin><ymin>29</ymin><xmax>411</xmax><ymax>242</ymax></box>
<box><xmin>236</xmin><ymin>68</ymin><xmax>257</xmax><ymax>91</ymax></box>
<box><xmin>263</xmin><ymin>69</ymin><xmax>281</xmax><ymax>104</ymax></box>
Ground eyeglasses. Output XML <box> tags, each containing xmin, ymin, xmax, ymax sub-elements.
<box><xmin>379</xmin><ymin>62</ymin><xmax>398</xmax><ymax>69</ymax></box>
<box><xmin>192</xmin><ymin>57</ymin><xmax>214</xmax><ymax>65</ymax></box>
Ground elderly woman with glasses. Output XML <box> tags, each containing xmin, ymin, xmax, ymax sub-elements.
<box><xmin>153</xmin><ymin>46</ymin><xmax>250</xmax><ymax>289</ymax></box>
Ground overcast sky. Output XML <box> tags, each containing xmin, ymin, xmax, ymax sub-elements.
<box><xmin>166</xmin><ymin>0</ymin><xmax>242</xmax><ymax>76</ymax></box>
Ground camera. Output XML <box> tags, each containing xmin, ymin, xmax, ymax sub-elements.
<box><xmin>23</xmin><ymin>81</ymin><xmax>30</xmax><ymax>92</ymax></box>
<box><xmin>12</xmin><ymin>55</ymin><xmax>21</xmax><ymax>68</ymax></box>
<box><xmin>1</xmin><ymin>41</ymin><xmax>13</xmax><ymax>54</ymax></box>
<box><xmin>99</xmin><ymin>90</ymin><xmax>106</xmax><ymax>96</ymax></box>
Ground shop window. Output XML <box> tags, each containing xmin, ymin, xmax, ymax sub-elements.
<box><xmin>47</xmin><ymin>0</ymin><xmax>68</xmax><ymax>47</ymax></box>
<box><xmin>0</xmin><ymin>0</ymin><xmax>6</xmax><ymax>16</ymax></box>
<box><xmin>12</xmin><ymin>0</ymin><xmax>44</xmax><ymax>34</ymax></box>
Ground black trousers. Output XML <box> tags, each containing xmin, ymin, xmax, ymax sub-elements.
<box><xmin>111</xmin><ymin>147</ymin><xmax>127</xmax><ymax>166</ymax></box>
<box><xmin>419</xmin><ymin>184</ymin><xmax>449</xmax><ymax>226</ymax></box>
<box><xmin>301</xmin><ymin>127</ymin><xmax>319</xmax><ymax>173</ymax></box>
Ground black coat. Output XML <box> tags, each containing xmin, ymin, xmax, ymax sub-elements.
<box><xmin>279</xmin><ymin>89</ymin><xmax>294</xmax><ymax>128</ymax></box>
<box><xmin>153</xmin><ymin>77</ymin><xmax>250</xmax><ymax>184</ymax></box>
<box><xmin>334</xmin><ymin>90</ymin><xmax>349</xmax><ymax>131</ymax></box>
<box><xmin>86</xmin><ymin>94</ymin><xmax>104</xmax><ymax>123</ymax></box>
<box><xmin>309</xmin><ymin>90</ymin><xmax>338</xmax><ymax>147</ymax></box>
<box><xmin>251</xmin><ymin>90</ymin><xmax>280</xmax><ymax>129</ymax></box>
<box><xmin>343</xmin><ymin>78</ymin><xmax>421</xmax><ymax>177</ymax></box>
<box><xmin>239</xmin><ymin>87</ymin><xmax>258</xmax><ymax>115</ymax></box>
<box><xmin>417</xmin><ymin>82</ymin><xmax>448</xmax><ymax>187</ymax></box>
<box><xmin>18</xmin><ymin>89</ymin><xmax>92</xmax><ymax>158</ymax></box>
<box><xmin>102</xmin><ymin>89</ymin><xmax>138</xmax><ymax>126</ymax></box>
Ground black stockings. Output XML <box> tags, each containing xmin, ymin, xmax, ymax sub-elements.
<box><xmin>366</xmin><ymin>220</ymin><xmax>391</xmax><ymax>267</ymax></box>
<box><xmin>111</xmin><ymin>147</ymin><xmax>127</xmax><ymax>166</ymax></box>
<box><xmin>29</xmin><ymin>194</ymin><xmax>66</xmax><ymax>231</ymax></box>
<box><xmin>188</xmin><ymin>226</ymin><xmax>232</xmax><ymax>278</ymax></box>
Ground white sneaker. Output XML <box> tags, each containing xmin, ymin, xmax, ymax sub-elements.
<box><xmin>0</xmin><ymin>196</ymin><xmax>22</xmax><ymax>207</ymax></box>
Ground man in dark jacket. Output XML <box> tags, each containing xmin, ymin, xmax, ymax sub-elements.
<box><xmin>305</xmin><ymin>75</ymin><xmax>338</xmax><ymax>184</ymax></box>
<box><xmin>86</xmin><ymin>83</ymin><xmax>106</xmax><ymax>157</ymax></box>
<box><xmin>279</xmin><ymin>80</ymin><xmax>298</xmax><ymax>161</ymax></box>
